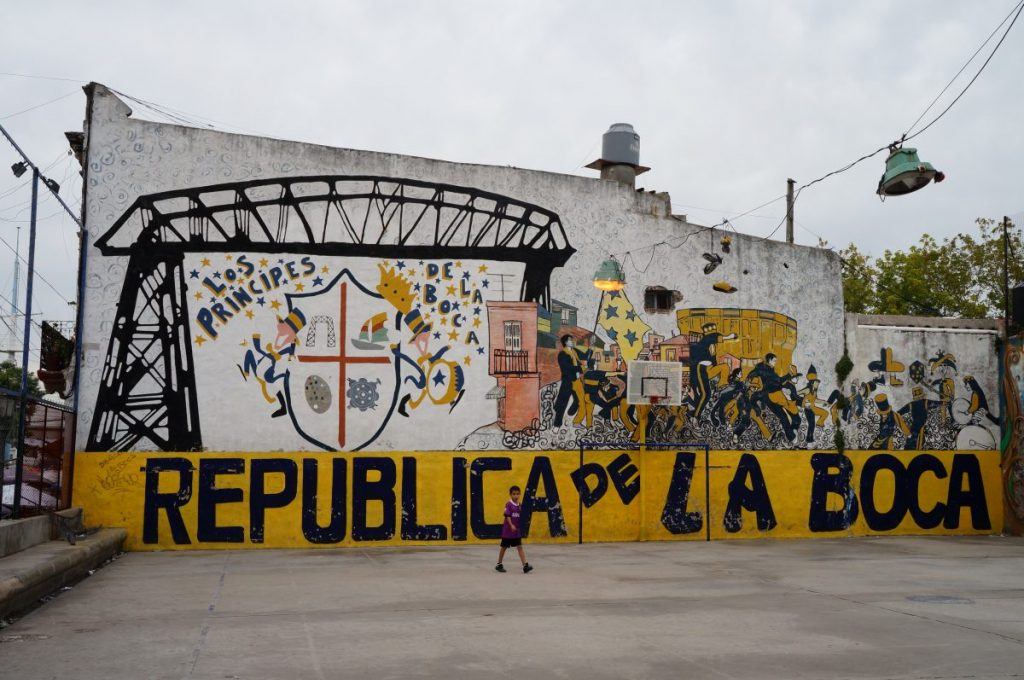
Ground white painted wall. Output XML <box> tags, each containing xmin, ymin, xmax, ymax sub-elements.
<box><xmin>77</xmin><ymin>85</ymin><xmax>845</xmax><ymax>452</ymax></box>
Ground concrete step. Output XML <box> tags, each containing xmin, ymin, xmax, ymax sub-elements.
<box><xmin>0</xmin><ymin>527</ymin><xmax>126</xmax><ymax>620</ymax></box>
<box><xmin>0</xmin><ymin>507</ymin><xmax>85</xmax><ymax>558</ymax></box>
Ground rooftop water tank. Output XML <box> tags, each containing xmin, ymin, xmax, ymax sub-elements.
<box><xmin>602</xmin><ymin>123</ymin><xmax>641</xmax><ymax>166</ymax></box>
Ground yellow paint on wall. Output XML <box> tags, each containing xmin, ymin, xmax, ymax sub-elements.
<box><xmin>72</xmin><ymin>449</ymin><xmax>1002</xmax><ymax>551</ymax></box>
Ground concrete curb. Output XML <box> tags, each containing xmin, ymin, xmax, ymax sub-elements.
<box><xmin>0</xmin><ymin>528</ymin><xmax>126</xmax><ymax>620</ymax></box>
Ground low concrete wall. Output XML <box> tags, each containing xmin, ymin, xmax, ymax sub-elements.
<box><xmin>0</xmin><ymin>516</ymin><xmax>51</xmax><ymax>558</ymax></box>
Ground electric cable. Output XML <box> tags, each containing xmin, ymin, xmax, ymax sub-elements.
<box><xmin>0</xmin><ymin>90</ymin><xmax>80</xmax><ymax>121</ymax></box>
<box><xmin>0</xmin><ymin>233</ymin><xmax>72</xmax><ymax>303</ymax></box>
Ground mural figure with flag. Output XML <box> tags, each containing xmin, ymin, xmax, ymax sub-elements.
<box><xmin>596</xmin><ymin>290</ymin><xmax>651</xmax><ymax>362</ymax></box>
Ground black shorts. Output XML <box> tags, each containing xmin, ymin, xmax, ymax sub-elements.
<box><xmin>500</xmin><ymin>537</ymin><xmax>522</xmax><ymax>548</ymax></box>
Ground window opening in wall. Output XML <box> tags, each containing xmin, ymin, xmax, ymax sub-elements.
<box><xmin>644</xmin><ymin>286</ymin><xmax>681</xmax><ymax>313</ymax></box>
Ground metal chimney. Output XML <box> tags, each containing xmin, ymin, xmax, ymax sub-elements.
<box><xmin>586</xmin><ymin>123</ymin><xmax>650</xmax><ymax>188</ymax></box>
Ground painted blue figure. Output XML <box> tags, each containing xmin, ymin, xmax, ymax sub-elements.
<box><xmin>238</xmin><ymin>309</ymin><xmax>306</xmax><ymax>417</ymax></box>
<box><xmin>687</xmin><ymin>323</ymin><xmax>737</xmax><ymax>421</ymax></box>
<box><xmin>963</xmin><ymin>374</ymin><xmax>999</xmax><ymax>425</ymax></box>
<box><xmin>748</xmin><ymin>353</ymin><xmax>800</xmax><ymax>444</ymax></box>
<box><xmin>897</xmin><ymin>386</ymin><xmax>930</xmax><ymax>450</ymax></box>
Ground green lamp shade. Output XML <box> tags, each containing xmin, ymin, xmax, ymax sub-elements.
<box><xmin>877</xmin><ymin>147</ymin><xmax>944</xmax><ymax>197</ymax></box>
<box><xmin>593</xmin><ymin>257</ymin><xmax>626</xmax><ymax>291</ymax></box>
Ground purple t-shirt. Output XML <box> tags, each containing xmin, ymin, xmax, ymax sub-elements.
<box><xmin>502</xmin><ymin>500</ymin><xmax>521</xmax><ymax>539</ymax></box>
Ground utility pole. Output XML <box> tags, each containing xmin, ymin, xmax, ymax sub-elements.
<box><xmin>11</xmin><ymin>168</ymin><xmax>38</xmax><ymax>517</ymax></box>
<box><xmin>1004</xmin><ymin>216</ymin><xmax>1011</xmax><ymax>348</ymax></box>
<box><xmin>786</xmin><ymin>178</ymin><xmax>795</xmax><ymax>244</ymax></box>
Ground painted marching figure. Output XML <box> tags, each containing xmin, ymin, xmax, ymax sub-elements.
<box><xmin>898</xmin><ymin>386</ymin><xmax>930</xmax><ymax>450</ymax></box>
<box><xmin>687</xmin><ymin>322</ymin><xmax>737</xmax><ymax>421</ymax></box>
<box><xmin>553</xmin><ymin>334</ymin><xmax>581</xmax><ymax>428</ymax></box>
<box><xmin>238</xmin><ymin>309</ymin><xmax>306</xmax><ymax>418</ymax></box>
<box><xmin>962</xmin><ymin>374</ymin><xmax>999</xmax><ymax>425</ymax></box>
<box><xmin>869</xmin><ymin>393</ymin><xmax>909</xmax><ymax>450</ymax></box>
<box><xmin>798</xmin><ymin>365</ymin><xmax>829</xmax><ymax>445</ymax></box>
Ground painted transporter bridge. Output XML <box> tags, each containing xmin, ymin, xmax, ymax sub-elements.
<box><xmin>87</xmin><ymin>176</ymin><xmax>576</xmax><ymax>452</ymax></box>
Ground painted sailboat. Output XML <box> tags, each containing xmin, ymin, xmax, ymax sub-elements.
<box><xmin>351</xmin><ymin>312</ymin><xmax>389</xmax><ymax>350</ymax></box>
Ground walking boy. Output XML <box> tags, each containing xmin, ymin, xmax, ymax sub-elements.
<box><xmin>496</xmin><ymin>485</ymin><xmax>533</xmax><ymax>573</ymax></box>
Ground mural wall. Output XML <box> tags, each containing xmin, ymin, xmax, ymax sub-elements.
<box><xmin>78</xmin><ymin>86</ymin><xmax>852</xmax><ymax>454</ymax></box>
<box><xmin>844</xmin><ymin>317</ymin><xmax>1002</xmax><ymax>453</ymax></box>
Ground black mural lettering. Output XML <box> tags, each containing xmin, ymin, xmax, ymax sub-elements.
<box><xmin>907</xmin><ymin>454</ymin><xmax>947</xmax><ymax>529</ymax></box>
<box><xmin>352</xmin><ymin>457</ymin><xmax>397</xmax><ymax>541</ymax></box>
<box><xmin>401</xmin><ymin>458</ymin><xmax>447</xmax><ymax>541</ymax></box>
<box><xmin>142</xmin><ymin>457</ymin><xmax>193</xmax><ymax>545</ymax></box>
<box><xmin>451</xmin><ymin>457</ymin><xmax>468</xmax><ymax>541</ymax></box>
<box><xmin>570</xmin><ymin>462</ymin><xmax>609</xmax><ymax>508</ymax></box>
<box><xmin>808</xmin><ymin>453</ymin><xmax>859</xmax><ymax>532</ymax></box>
<box><xmin>469</xmin><ymin>457</ymin><xmax>512</xmax><ymax>539</ymax></box>
<box><xmin>944</xmin><ymin>454</ymin><xmax>991</xmax><ymax>530</ymax></box>
<box><xmin>301</xmin><ymin>458</ymin><xmax>347</xmax><ymax>544</ymax></box>
<box><xmin>521</xmin><ymin>457</ymin><xmax>568</xmax><ymax>538</ymax></box>
<box><xmin>723</xmin><ymin>453</ymin><xmax>777</xmax><ymax>533</ymax></box>
<box><xmin>607</xmin><ymin>453</ymin><xmax>641</xmax><ymax>505</ymax></box>
<box><xmin>197</xmin><ymin>458</ymin><xmax>245</xmax><ymax>543</ymax></box>
<box><xmin>249</xmin><ymin>458</ymin><xmax>298</xmax><ymax>543</ymax></box>
<box><xmin>661</xmin><ymin>452</ymin><xmax>703</xmax><ymax>534</ymax></box>
<box><xmin>859</xmin><ymin>454</ymin><xmax>908</xmax><ymax>532</ymax></box>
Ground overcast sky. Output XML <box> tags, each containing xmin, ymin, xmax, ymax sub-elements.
<box><xmin>1</xmin><ymin>0</ymin><xmax>1022</xmax><ymax>358</ymax></box>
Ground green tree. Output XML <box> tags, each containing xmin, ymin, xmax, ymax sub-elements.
<box><xmin>0</xmin><ymin>360</ymin><xmax>43</xmax><ymax>397</ymax></box>
<box><xmin>840</xmin><ymin>218</ymin><xmax>1023</xmax><ymax>318</ymax></box>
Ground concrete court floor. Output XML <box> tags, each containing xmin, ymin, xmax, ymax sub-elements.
<box><xmin>1</xmin><ymin>537</ymin><xmax>1023</xmax><ymax>680</ymax></box>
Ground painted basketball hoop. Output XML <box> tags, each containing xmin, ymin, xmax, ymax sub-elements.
<box><xmin>627</xmin><ymin>361</ymin><xmax>683</xmax><ymax>406</ymax></box>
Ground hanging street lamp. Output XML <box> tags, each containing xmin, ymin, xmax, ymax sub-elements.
<box><xmin>592</xmin><ymin>256</ymin><xmax>626</xmax><ymax>291</ymax></box>
<box><xmin>877</xmin><ymin>145</ymin><xmax>945</xmax><ymax>197</ymax></box>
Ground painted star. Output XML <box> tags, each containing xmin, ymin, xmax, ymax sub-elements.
<box><xmin>473</xmin><ymin>306</ymin><xmax>481</xmax><ymax>316</ymax></box>
<box><xmin>478</xmin><ymin>264</ymin><xmax>488</xmax><ymax>273</ymax></box>
<box><xmin>455</xmin><ymin>261</ymin><xmax>462</xmax><ymax>268</ymax></box>
<box><xmin>605</xmin><ymin>305</ymin><xmax>619</xmax><ymax>319</ymax></box>
<box><xmin>259</xmin><ymin>258</ymin><xmax>269</xmax><ymax>268</ymax></box>
<box><xmin>607</xmin><ymin>328</ymin><xmax>618</xmax><ymax>341</ymax></box>
<box><xmin>189</xmin><ymin>269</ymin><xmax>199</xmax><ymax>279</ymax></box>
<box><xmin>321</xmin><ymin>265</ymin><xmax>329</xmax><ymax>274</ymax></box>
<box><xmin>294</xmin><ymin>282</ymin><xmax>305</xmax><ymax>292</ymax></box>
<box><xmin>463</xmin><ymin>356</ymin><xmax>472</xmax><ymax>366</ymax></box>
<box><xmin>312</xmin><ymin>276</ymin><xmax>323</xmax><ymax>287</ymax></box>
<box><xmin>624</xmin><ymin>330</ymin><xmax>638</xmax><ymax>345</ymax></box>
<box><xmin>208</xmin><ymin>297</ymin><xmax>217</xmax><ymax>304</ymax></box>
<box><xmin>446</xmin><ymin>284</ymin><xmax>457</xmax><ymax>296</ymax></box>
<box><xmin>277</xmin><ymin>259</ymin><xmax>284</xmax><ymax>264</ymax></box>
<box><xmin>440</xmin><ymin>317</ymin><xmax>448</xmax><ymax>326</ymax></box>
<box><xmin>462</xmin><ymin>271</ymin><xmax>471</xmax><ymax>280</ymax></box>
<box><xmin>270</xmin><ymin>300</ymin><xmax>282</xmax><ymax>310</ymax></box>
<box><xmin>607</xmin><ymin>290</ymin><xmax>621</xmax><ymax>299</ymax></box>
<box><xmin>413</xmin><ymin>283</ymin><xmax>421</xmax><ymax>292</ymax></box>
<box><xmin>472</xmin><ymin>317</ymin><xmax>481</xmax><ymax>328</ymax></box>
<box><xmin>448</xmin><ymin>330</ymin><xmax>459</xmax><ymax>341</ymax></box>
<box><xmin>256</xmin><ymin>297</ymin><xmax>265</xmax><ymax>306</ymax></box>
<box><xmin>625</xmin><ymin>309</ymin><xmax>637</xmax><ymax>321</ymax></box>
<box><xmin>245</xmin><ymin>309</ymin><xmax>255</xmax><ymax>319</ymax></box>
<box><xmin>213</xmin><ymin>271</ymin><xmax>222</xmax><ymax>279</ymax></box>
<box><xmin>433</xmin><ymin>331</ymin><xmax>442</xmax><ymax>340</ymax></box>
<box><xmin>225</xmin><ymin>254</ymin><xmax>233</xmax><ymax>261</ymax></box>
<box><xmin>477</xmin><ymin>347</ymin><xmax>485</xmax><ymax>355</ymax></box>
<box><xmin>193</xmin><ymin>291</ymin><xmax>203</xmax><ymax>300</ymax></box>
<box><xmin>435</xmin><ymin>279</ymin><xmax>441</xmax><ymax>285</ymax></box>
<box><xmin>200</xmin><ymin>258</ymin><xmax>211</xmax><ymax>267</ymax></box>
<box><xmin>481</xmin><ymin>279</ymin><xmax>489</xmax><ymax>288</ymax></box>
<box><xmin>396</xmin><ymin>261</ymin><xmax>406</xmax><ymax>270</ymax></box>
<box><xmin>452</xmin><ymin>301</ymin><xmax>460</xmax><ymax>310</ymax></box>
<box><xmin>432</xmin><ymin>371</ymin><xmax>447</xmax><ymax>386</ymax></box>
<box><xmin>194</xmin><ymin>336</ymin><xmax>207</xmax><ymax>346</ymax></box>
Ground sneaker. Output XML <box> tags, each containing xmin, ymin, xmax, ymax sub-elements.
<box><xmin>495</xmin><ymin>563</ymin><xmax>506</xmax><ymax>573</ymax></box>
<box><xmin>523</xmin><ymin>563</ymin><xmax>534</xmax><ymax>574</ymax></box>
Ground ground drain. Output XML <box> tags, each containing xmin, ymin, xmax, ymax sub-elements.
<box><xmin>905</xmin><ymin>595</ymin><xmax>974</xmax><ymax>604</ymax></box>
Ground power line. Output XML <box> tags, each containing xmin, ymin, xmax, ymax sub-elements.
<box><xmin>0</xmin><ymin>89</ymin><xmax>80</xmax><ymax>120</ymax></box>
<box><xmin>0</xmin><ymin>72</ymin><xmax>84</xmax><ymax>84</ymax></box>
<box><xmin>0</xmin><ymin>233</ymin><xmax>72</xmax><ymax>303</ymax></box>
